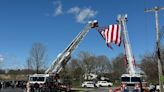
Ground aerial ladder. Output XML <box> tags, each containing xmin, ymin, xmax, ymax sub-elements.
<box><xmin>28</xmin><ymin>20</ymin><xmax>98</xmax><ymax>92</ymax></box>
<box><xmin>117</xmin><ymin>15</ymin><xmax>142</xmax><ymax>90</ymax></box>
<box><xmin>45</xmin><ymin>20</ymin><xmax>98</xmax><ymax>74</ymax></box>
<box><xmin>117</xmin><ymin>14</ymin><xmax>136</xmax><ymax>75</ymax></box>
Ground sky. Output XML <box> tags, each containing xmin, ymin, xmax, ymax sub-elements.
<box><xmin>0</xmin><ymin>0</ymin><xmax>164</xmax><ymax>69</ymax></box>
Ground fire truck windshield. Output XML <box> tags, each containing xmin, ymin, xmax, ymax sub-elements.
<box><xmin>30</xmin><ymin>77</ymin><xmax>45</xmax><ymax>81</ymax></box>
<box><xmin>121</xmin><ymin>77</ymin><xmax>130</xmax><ymax>82</ymax></box>
<box><xmin>121</xmin><ymin>76</ymin><xmax>141</xmax><ymax>83</ymax></box>
<box><xmin>131</xmin><ymin>77</ymin><xmax>141</xmax><ymax>82</ymax></box>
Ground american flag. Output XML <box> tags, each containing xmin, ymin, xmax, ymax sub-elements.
<box><xmin>98</xmin><ymin>24</ymin><xmax>122</xmax><ymax>48</ymax></box>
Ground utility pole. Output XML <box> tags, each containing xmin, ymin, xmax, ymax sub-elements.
<box><xmin>145</xmin><ymin>6</ymin><xmax>164</xmax><ymax>92</ymax></box>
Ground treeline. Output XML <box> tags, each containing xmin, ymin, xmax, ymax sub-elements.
<box><xmin>58</xmin><ymin>52</ymin><xmax>126</xmax><ymax>86</ymax></box>
<box><xmin>0</xmin><ymin>69</ymin><xmax>44</xmax><ymax>75</ymax></box>
<box><xmin>59</xmin><ymin>47</ymin><xmax>164</xmax><ymax>86</ymax></box>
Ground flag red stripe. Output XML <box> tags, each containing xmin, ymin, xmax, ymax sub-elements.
<box><xmin>110</xmin><ymin>25</ymin><xmax>114</xmax><ymax>43</ymax></box>
<box><xmin>115</xmin><ymin>24</ymin><xmax>119</xmax><ymax>44</ymax></box>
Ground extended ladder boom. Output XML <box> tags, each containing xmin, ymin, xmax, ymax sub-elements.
<box><xmin>45</xmin><ymin>20</ymin><xmax>98</xmax><ymax>74</ymax></box>
<box><xmin>117</xmin><ymin>15</ymin><xmax>136</xmax><ymax>75</ymax></box>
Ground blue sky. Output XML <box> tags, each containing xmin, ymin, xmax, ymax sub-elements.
<box><xmin>0</xmin><ymin>0</ymin><xmax>164</xmax><ymax>69</ymax></box>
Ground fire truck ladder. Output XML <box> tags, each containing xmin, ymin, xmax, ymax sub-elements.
<box><xmin>117</xmin><ymin>14</ymin><xmax>136</xmax><ymax>75</ymax></box>
<box><xmin>45</xmin><ymin>20</ymin><xmax>98</xmax><ymax>74</ymax></box>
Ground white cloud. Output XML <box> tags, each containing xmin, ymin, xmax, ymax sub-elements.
<box><xmin>68</xmin><ymin>7</ymin><xmax>98</xmax><ymax>23</ymax></box>
<box><xmin>0</xmin><ymin>54</ymin><xmax>4</xmax><ymax>62</ymax></box>
<box><xmin>53</xmin><ymin>1</ymin><xmax>63</xmax><ymax>16</ymax></box>
<box><xmin>68</xmin><ymin>6</ymin><xmax>80</xmax><ymax>14</ymax></box>
<box><xmin>77</xmin><ymin>8</ymin><xmax>97</xmax><ymax>23</ymax></box>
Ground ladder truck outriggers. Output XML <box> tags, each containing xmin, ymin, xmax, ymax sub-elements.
<box><xmin>117</xmin><ymin>15</ymin><xmax>142</xmax><ymax>91</ymax></box>
<box><xmin>28</xmin><ymin>20</ymin><xmax>98</xmax><ymax>92</ymax></box>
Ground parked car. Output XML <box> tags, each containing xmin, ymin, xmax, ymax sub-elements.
<box><xmin>148</xmin><ymin>84</ymin><xmax>155</xmax><ymax>91</ymax></box>
<box><xmin>81</xmin><ymin>81</ymin><xmax>96</xmax><ymax>88</ymax></box>
<box><xmin>155</xmin><ymin>84</ymin><xmax>164</xmax><ymax>91</ymax></box>
<box><xmin>96</xmin><ymin>81</ymin><xmax>113</xmax><ymax>87</ymax></box>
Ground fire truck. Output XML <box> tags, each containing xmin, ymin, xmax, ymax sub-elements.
<box><xmin>28</xmin><ymin>20</ymin><xmax>98</xmax><ymax>92</ymax></box>
<box><xmin>117</xmin><ymin>15</ymin><xmax>143</xmax><ymax>91</ymax></box>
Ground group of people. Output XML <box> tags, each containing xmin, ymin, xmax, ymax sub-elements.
<box><xmin>0</xmin><ymin>80</ymin><xmax>27</xmax><ymax>90</ymax></box>
<box><xmin>108</xmin><ymin>83</ymin><xmax>158</xmax><ymax>92</ymax></box>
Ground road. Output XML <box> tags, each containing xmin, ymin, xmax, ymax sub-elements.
<box><xmin>72</xmin><ymin>87</ymin><xmax>115</xmax><ymax>92</ymax></box>
<box><xmin>0</xmin><ymin>87</ymin><xmax>114</xmax><ymax>92</ymax></box>
<box><xmin>0</xmin><ymin>87</ymin><xmax>24</xmax><ymax>92</ymax></box>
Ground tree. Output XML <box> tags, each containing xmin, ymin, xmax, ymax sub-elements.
<box><xmin>139</xmin><ymin>46</ymin><xmax>164</xmax><ymax>84</ymax></box>
<box><xmin>111</xmin><ymin>53</ymin><xmax>126</xmax><ymax>80</ymax></box>
<box><xmin>78</xmin><ymin>52</ymin><xmax>96</xmax><ymax>74</ymax></box>
<box><xmin>140</xmin><ymin>54</ymin><xmax>158</xmax><ymax>84</ymax></box>
<box><xmin>160</xmin><ymin>46</ymin><xmax>164</xmax><ymax>72</ymax></box>
<box><xmin>27</xmin><ymin>42</ymin><xmax>47</xmax><ymax>74</ymax></box>
<box><xmin>69</xmin><ymin>59</ymin><xmax>84</xmax><ymax>80</ymax></box>
<box><xmin>68</xmin><ymin>59</ymin><xmax>84</xmax><ymax>86</ymax></box>
<box><xmin>71</xmin><ymin>52</ymin><xmax>112</xmax><ymax>81</ymax></box>
<box><xmin>26</xmin><ymin>57</ymin><xmax>36</xmax><ymax>74</ymax></box>
<box><xmin>95</xmin><ymin>55</ymin><xmax>112</xmax><ymax>74</ymax></box>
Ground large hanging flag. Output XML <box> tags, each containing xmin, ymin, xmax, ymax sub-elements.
<box><xmin>98</xmin><ymin>24</ymin><xmax>122</xmax><ymax>48</ymax></box>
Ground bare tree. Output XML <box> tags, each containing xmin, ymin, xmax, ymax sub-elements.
<box><xmin>139</xmin><ymin>45</ymin><xmax>164</xmax><ymax>84</ymax></box>
<box><xmin>68</xmin><ymin>59</ymin><xmax>84</xmax><ymax>85</ymax></box>
<box><xmin>69</xmin><ymin>59</ymin><xmax>84</xmax><ymax>79</ymax></box>
<box><xmin>160</xmin><ymin>46</ymin><xmax>164</xmax><ymax>71</ymax></box>
<box><xmin>28</xmin><ymin>42</ymin><xmax>47</xmax><ymax>74</ymax></box>
<box><xmin>140</xmin><ymin>53</ymin><xmax>158</xmax><ymax>84</ymax></box>
<box><xmin>78</xmin><ymin>52</ymin><xmax>96</xmax><ymax>74</ymax></box>
<box><xmin>111</xmin><ymin>53</ymin><xmax>126</xmax><ymax>80</ymax></box>
<box><xmin>26</xmin><ymin>57</ymin><xmax>33</xmax><ymax>74</ymax></box>
<box><xmin>95</xmin><ymin>55</ymin><xmax>112</xmax><ymax>73</ymax></box>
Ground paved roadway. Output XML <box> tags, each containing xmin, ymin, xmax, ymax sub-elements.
<box><xmin>0</xmin><ymin>87</ymin><xmax>114</xmax><ymax>92</ymax></box>
<box><xmin>0</xmin><ymin>87</ymin><xmax>24</xmax><ymax>92</ymax></box>
<box><xmin>71</xmin><ymin>87</ymin><xmax>115</xmax><ymax>92</ymax></box>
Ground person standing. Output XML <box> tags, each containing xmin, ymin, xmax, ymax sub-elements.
<box><xmin>0</xmin><ymin>82</ymin><xmax>2</xmax><ymax>91</ymax></box>
<box><xmin>25</xmin><ymin>81</ymin><xmax>30</xmax><ymax>92</ymax></box>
